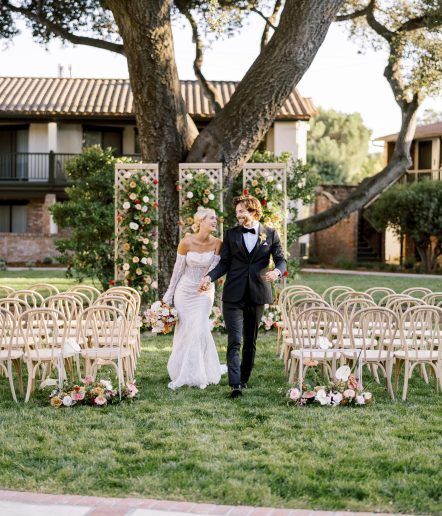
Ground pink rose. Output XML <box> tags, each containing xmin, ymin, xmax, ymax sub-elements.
<box><xmin>73</xmin><ymin>391</ymin><xmax>85</xmax><ymax>401</ymax></box>
<box><xmin>84</xmin><ymin>375</ymin><xmax>94</xmax><ymax>385</ymax></box>
<box><xmin>343</xmin><ymin>389</ymin><xmax>356</xmax><ymax>399</ymax></box>
<box><xmin>95</xmin><ymin>395</ymin><xmax>107</xmax><ymax>406</ymax></box>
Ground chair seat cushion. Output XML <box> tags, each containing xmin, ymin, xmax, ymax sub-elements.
<box><xmin>0</xmin><ymin>349</ymin><xmax>23</xmax><ymax>360</ymax></box>
<box><xmin>394</xmin><ymin>350</ymin><xmax>439</xmax><ymax>361</ymax></box>
<box><xmin>342</xmin><ymin>349</ymin><xmax>390</xmax><ymax>361</ymax></box>
<box><xmin>81</xmin><ymin>348</ymin><xmax>130</xmax><ymax>359</ymax></box>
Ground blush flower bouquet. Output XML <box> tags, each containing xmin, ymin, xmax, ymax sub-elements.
<box><xmin>143</xmin><ymin>301</ymin><xmax>178</xmax><ymax>334</ymax></box>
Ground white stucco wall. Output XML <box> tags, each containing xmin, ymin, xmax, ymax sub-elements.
<box><xmin>385</xmin><ymin>227</ymin><xmax>401</xmax><ymax>263</ymax></box>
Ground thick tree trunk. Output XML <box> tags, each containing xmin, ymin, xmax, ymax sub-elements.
<box><xmin>296</xmin><ymin>97</ymin><xmax>420</xmax><ymax>235</ymax></box>
<box><xmin>186</xmin><ymin>0</ymin><xmax>345</xmax><ymax>179</ymax></box>
<box><xmin>107</xmin><ymin>0</ymin><xmax>199</xmax><ymax>292</ymax></box>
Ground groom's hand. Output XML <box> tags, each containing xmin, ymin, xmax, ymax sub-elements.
<box><xmin>198</xmin><ymin>275</ymin><xmax>211</xmax><ymax>292</ymax></box>
<box><xmin>265</xmin><ymin>270</ymin><xmax>280</xmax><ymax>283</ymax></box>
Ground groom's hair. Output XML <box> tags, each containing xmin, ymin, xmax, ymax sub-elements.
<box><xmin>233</xmin><ymin>195</ymin><xmax>262</xmax><ymax>220</ymax></box>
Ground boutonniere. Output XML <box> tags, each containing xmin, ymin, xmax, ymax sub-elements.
<box><xmin>259</xmin><ymin>232</ymin><xmax>267</xmax><ymax>244</ymax></box>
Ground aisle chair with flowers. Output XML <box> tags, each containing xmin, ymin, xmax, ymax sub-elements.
<box><xmin>288</xmin><ymin>306</ymin><xmax>344</xmax><ymax>386</ymax></box>
<box><xmin>78</xmin><ymin>305</ymin><xmax>131</xmax><ymax>397</ymax></box>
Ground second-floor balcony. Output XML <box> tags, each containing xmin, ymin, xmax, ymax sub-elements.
<box><xmin>0</xmin><ymin>152</ymin><xmax>141</xmax><ymax>187</ymax></box>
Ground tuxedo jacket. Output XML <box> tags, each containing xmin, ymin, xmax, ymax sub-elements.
<box><xmin>208</xmin><ymin>224</ymin><xmax>287</xmax><ymax>304</ymax></box>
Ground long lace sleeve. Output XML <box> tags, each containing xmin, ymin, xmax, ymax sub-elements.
<box><xmin>162</xmin><ymin>253</ymin><xmax>186</xmax><ymax>305</ymax></box>
<box><xmin>207</xmin><ymin>254</ymin><xmax>220</xmax><ymax>274</ymax></box>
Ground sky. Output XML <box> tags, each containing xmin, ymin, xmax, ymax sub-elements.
<box><xmin>1</xmin><ymin>14</ymin><xmax>441</xmax><ymax>151</ymax></box>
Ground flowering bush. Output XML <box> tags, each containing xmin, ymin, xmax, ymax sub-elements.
<box><xmin>176</xmin><ymin>169</ymin><xmax>224</xmax><ymax>235</ymax></box>
<box><xmin>117</xmin><ymin>171</ymin><xmax>159</xmax><ymax>304</ymax></box>
<box><xmin>286</xmin><ymin>365</ymin><xmax>373</xmax><ymax>407</ymax></box>
<box><xmin>261</xmin><ymin>304</ymin><xmax>282</xmax><ymax>331</ymax></box>
<box><xmin>143</xmin><ymin>300</ymin><xmax>178</xmax><ymax>334</ymax></box>
<box><xmin>43</xmin><ymin>377</ymin><xmax>139</xmax><ymax>408</ymax></box>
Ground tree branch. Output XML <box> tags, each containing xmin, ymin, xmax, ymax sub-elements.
<box><xmin>7</xmin><ymin>1</ymin><xmax>125</xmax><ymax>55</ymax></box>
<box><xmin>179</xmin><ymin>6</ymin><xmax>223</xmax><ymax>112</ymax></box>
<box><xmin>251</xmin><ymin>6</ymin><xmax>277</xmax><ymax>30</ymax></box>
<box><xmin>335</xmin><ymin>5</ymin><xmax>370</xmax><ymax>22</ymax></box>
<box><xmin>259</xmin><ymin>0</ymin><xmax>282</xmax><ymax>51</ymax></box>
<box><xmin>365</xmin><ymin>0</ymin><xmax>394</xmax><ymax>42</ymax></box>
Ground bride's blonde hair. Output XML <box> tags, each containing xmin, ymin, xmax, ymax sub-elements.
<box><xmin>192</xmin><ymin>207</ymin><xmax>216</xmax><ymax>233</ymax></box>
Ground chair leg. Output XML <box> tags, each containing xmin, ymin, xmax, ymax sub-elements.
<box><xmin>385</xmin><ymin>361</ymin><xmax>395</xmax><ymax>400</ymax></box>
<box><xmin>402</xmin><ymin>361</ymin><xmax>410</xmax><ymax>401</ymax></box>
<box><xmin>13</xmin><ymin>359</ymin><xmax>23</xmax><ymax>396</ymax></box>
<box><xmin>276</xmin><ymin>327</ymin><xmax>282</xmax><ymax>355</ymax></box>
<box><xmin>25</xmin><ymin>361</ymin><xmax>34</xmax><ymax>403</ymax></box>
<box><xmin>419</xmin><ymin>363</ymin><xmax>429</xmax><ymax>384</ymax></box>
<box><xmin>394</xmin><ymin>359</ymin><xmax>402</xmax><ymax>392</ymax></box>
<box><xmin>7</xmin><ymin>361</ymin><xmax>18</xmax><ymax>403</ymax></box>
<box><xmin>288</xmin><ymin>355</ymin><xmax>296</xmax><ymax>384</ymax></box>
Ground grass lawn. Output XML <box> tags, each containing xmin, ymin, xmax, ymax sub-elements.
<box><xmin>0</xmin><ymin>270</ymin><xmax>442</xmax><ymax>513</ymax></box>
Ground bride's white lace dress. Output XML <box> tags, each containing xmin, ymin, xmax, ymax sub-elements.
<box><xmin>163</xmin><ymin>251</ymin><xmax>226</xmax><ymax>389</ymax></box>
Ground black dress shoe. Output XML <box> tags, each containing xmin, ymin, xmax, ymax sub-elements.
<box><xmin>230</xmin><ymin>386</ymin><xmax>242</xmax><ymax>399</ymax></box>
<box><xmin>240</xmin><ymin>382</ymin><xmax>248</xmax><ymax>390</ymax></box>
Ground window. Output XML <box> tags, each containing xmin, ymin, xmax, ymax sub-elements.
<box><xmin>82</xmin><ymin>126</ymin><xmax>123</xmax><ymax>155</ymax></box>
<box><xmin>418</xmin><ymin>140</ymin><xmax>432</xmax><ymax>170</ymax></box>
<box><xmin>0</xmin><ymin>204</ymin><xmax>27</xmax><ymax>233</ymax></box>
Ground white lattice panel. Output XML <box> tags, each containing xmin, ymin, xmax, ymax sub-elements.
<box><xmin>114</xmin><ymin>163</ymin><xmax>159</xmax><ymax>281</ymax></box>
<box><xmin>178</xmin><ymin>163</ymin><xmax>224</xmax><ymax>238</ymax></box>
<box><xmin>243</xmin><ymin>163</ymin><xmax>288</xmax><ymax>256</ymax></box>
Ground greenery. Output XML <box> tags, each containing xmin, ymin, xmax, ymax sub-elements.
<box><xmin>367</xmin><ymin>180</ymin><xmax>442</xmax><ymax>273</ymax></box>
<box><xmin>50</xmin><ymin>147</ymin><xmax>135</xmax><ymax>290</ymax></box>
<box><xmin>307</xmin><ymin>107</ymin><xmax>383</xmax><ymax>184</ymax></box>
<box><xmin>1</xmin><ymin>271</ymin><xmax>442</xmax><ymax>512</ymax></box>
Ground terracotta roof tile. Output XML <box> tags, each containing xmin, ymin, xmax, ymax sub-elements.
<box><xmin>0</xmin><ymin>77</ymin><xmax>315</xmax><ymax>119</ymax></box>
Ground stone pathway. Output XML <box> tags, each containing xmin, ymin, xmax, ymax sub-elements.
<box><xmin>0</xmin><ymin>489</ymin><xmax>404</xmax><ymax>516</ymax></box>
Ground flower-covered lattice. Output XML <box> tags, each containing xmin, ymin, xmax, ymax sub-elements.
<box><xmin>177</xmin><ymin>169</ymin><xmax>224</xmax><ymax>235</ymax></box>
<box><xmin>116</xmin><ymin>171</ymin><xmax>159</xmax><ymax>304</ymax></box>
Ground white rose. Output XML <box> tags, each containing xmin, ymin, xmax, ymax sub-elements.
<box><xmin>100</xmin><ymin>380</ymin><xmax>113</xmax><ymax>391</ymax></box>
<box><xmin>315</xmin><ymin>389</ymin><xmax>329</xmax><ymax>406</ymax></box>
<box><xmin>267</xmin><ymin>175</ymin><xmax>274</xmax><ymax>182</ymax></box>
<box><xmin>276</xmin><ymin>183</ymin><xmax>283</xmax><ymax>191</ymax></box>
<box><xmin>124</xmin><ymin>171</ymin><xmax>131</xmax><ymax>179</ymax></box>
<box><xmin>147</xmin><ymin>257</ymin><xmax>153</xmax><ymax>265</ymax></box>
<box><xmin>122</xmin><ymin>263</ymin><xmax>130</xmax><ymax>271</ymax></box>
<box><xmin>123</xmin><ymin>202</ymin><xmax>131</xmax><ymax>210</ymax></box>
<box><xmin>208</xmin><ymin>193</ymin><xmax>215</xmax><ymax>201</ymax></box>
<box><xmin>364</xmin><ymin>392</ymin><xmax>372</xmax><ymax>402</ymax></box>
<box><xmin>141</xmin><ymin>205</ymin><xmax>148</xmax><ymax>212</ymax></box>
<box><xmin>132</xmin><ymin>256</ymin><xmax>140</xmax><ymax>263</ymax></box>
<box><xmin>356</xmin><ymin>395</ymin><xmax>365</xmax><ymax>405</ymax></box>
<box><xmin>151</xmin><ymin>301</ymin><xmax>162</xmax><ymax>310</ymax></box>
<box><xmin>143</xmin><ymin>196</ymin><xmax>149</xmax><ymax>203</ymax></box>
<box><xmin>135</xmin><ymin>204</ymin><xmax>142</xmax><ymax>210</ymax></box>
<box><xmin>141</xmin><ymin>257</ymin><xmax>148</xmax><ymax>265</ymax></box>
<box><xmin>208</xmin><ymin>178</ymin><xmax>215</xmax><ymax>184</ymax></box>
<box><xmin>289</xmin><ymin>388</ymin><xmax>300</xmax><ymax>401</ymax></box>
<box><xmin>62</xmin><ymin>395</ymin><xmax>74</xmax><ymax>407</ymax></box>
<box><xmin>186</xmin><ymin>173</ymin><xmax>193</xmax><ymax>180</ymax></box>
<box><xmin>151</xmin><ymin>281</ymin><xmax>158</xmax><ymax>289</ymax></box>
<box><xmin>129</xmin><ymin>222</ymin><xmax>139</xmax><ymax>230</ymax></box>
<box><xmin>186</xmin><ymin>191</ymin><xmax>194</xmax><ymax>199</ymax></box>
<box><xmin>143</xmin><ymin>238</ymin><xmax>150</xmax><ymax>244</ymax></box>
<box><xmin>129</xmin><ymin>193</ymin><xmax>137</xmax><ymax>201</ymax></box>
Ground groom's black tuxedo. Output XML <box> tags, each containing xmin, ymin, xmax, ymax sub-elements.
<box><xmin>208</xmin><ymin>223</ymin><xmax>287</xmax><ymax>388</ymax></box>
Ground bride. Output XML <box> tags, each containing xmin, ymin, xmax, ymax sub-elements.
<box><xmin>162</xmin><ymin>207</ymin><xmax>225</xmax><ymax>389</ymax></box>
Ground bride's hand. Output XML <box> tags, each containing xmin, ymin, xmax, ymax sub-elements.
<box><xmin>198</xmin><ymin>276</ymin><xmax>211</xmax><ymax>292</ymax></box>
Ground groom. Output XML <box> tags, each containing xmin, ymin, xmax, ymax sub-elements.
<box><xmin>199</xmin><ymin>195</ymin><xmax>286</xmax><ymax>398</ymax></box>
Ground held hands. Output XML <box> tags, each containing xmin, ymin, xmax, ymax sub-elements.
<box><xmin>198</xmin><ymin>275</ymin><xmax>211</xmax><ymax>293</ymax></box>
<box><xmin>265</xmin><ymin>270</ymin><xmax>279</xmax><ymax>283</ymax></box>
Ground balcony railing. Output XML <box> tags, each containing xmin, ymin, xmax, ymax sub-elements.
<box><xmin>0</xmin><ymin>152</ymin><xmax>142</xmax><ymax>185</ymax></box>
<box><xmin>404</xmin><ymin>168</ymin><xmax>442</xmax><ymax>183</ymax></box>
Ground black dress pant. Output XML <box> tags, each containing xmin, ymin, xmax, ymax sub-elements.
<box><xmin>222</xmin><ymin>288</ymin><xmax>264</xmax><ymax>387</ymax></box>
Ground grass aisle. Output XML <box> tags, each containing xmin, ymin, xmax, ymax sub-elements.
<box><xmin>0</xmin><ymin>333</ymin><xmax>441</xmax><ymax>513</ymax></box>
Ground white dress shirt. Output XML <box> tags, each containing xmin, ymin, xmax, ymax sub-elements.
<box><xmin>242</xmin><ymin>221</ymin><xmax>260</xmax><ymax>253</ymax></box>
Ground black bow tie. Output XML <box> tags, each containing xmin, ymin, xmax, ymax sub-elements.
<box><xmin>242</xmin><ymin>227</ymin><xmax>256</xmax><ymax>234</ymax></box>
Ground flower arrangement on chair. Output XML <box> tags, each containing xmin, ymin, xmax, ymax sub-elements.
<box><xmin>116</xmin><ymin>171</ymin><xmax>159</xmax><ymax>305</ymax></box>
<box><xmin>287</xmin><ymin>365</ymin><xmax>373</xmax><ymax>407</ymax></box>
<box><xmin>44</xmin><ymin>376</ymin><xmax>139</xmax><ymax>408</ymax></box>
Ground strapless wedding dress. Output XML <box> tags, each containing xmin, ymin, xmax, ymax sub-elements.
<box><xmin>165</xmin><ymin>251</ymin><xmax>226</xmax><ymax>390</ymax></box>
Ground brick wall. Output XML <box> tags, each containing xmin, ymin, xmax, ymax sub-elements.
<box><xmin>0</xmin><ymin>233</ymin><xmax>61</xmax><ymax>263</ymax></box>
<box><xmin>310</xmin><ymin>185</ymin><xmax>359</xmax><ymax>265</ymax></box>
